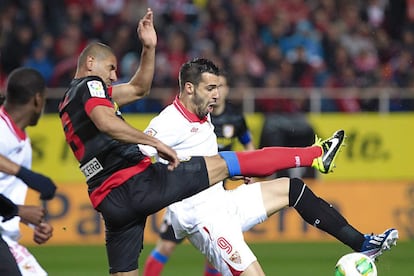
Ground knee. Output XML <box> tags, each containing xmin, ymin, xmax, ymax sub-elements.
<box><xmin>260</xmin><ymin>177</ymin><xmax>290</xmax><ymax>215</ymax></box>
<box><xmin>288</xmin><ymin>177</ymin><xmax>306</xmax><ymax>207</ymax></box>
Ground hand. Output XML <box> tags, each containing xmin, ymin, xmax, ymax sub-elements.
<box><xmin>137</xmin><ymin>8</ymin><xmax>157</xmax><ymax>49</ymax></box>
<box><xmin>33</xmin><ymin>222</ymin><xmax>53</xmax><ymax>244</ymax></box>
<box><xmin>18</xmin><ymin>205</ymin><xmax>46</xmax><ymax>226</ymax></box>
<box><xmin>16</xmin><ymin>167</ymin><xmax>57</xmax><ymax>200</ymax></box>
<box><xmin>155</xmin><ymin>142</ymin><xmax>180</xmax><ymax>171</ymax></box>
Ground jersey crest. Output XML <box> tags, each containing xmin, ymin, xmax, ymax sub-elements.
<box><xmin>222</xmin><ymin>124</ymin><xmax>234</xmax><ymax>138</ymax></box>
<box><xmin>144</xmin><ymin>128</ymin><xmax>157</xmax><ymax>137</ymax></box>
<box><xmin>87</xmin><ymin>80</ymin><xmax>105</xmax><ymax>98</ymax></box>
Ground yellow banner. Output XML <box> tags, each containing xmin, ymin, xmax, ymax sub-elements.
<box><xmin>27</xmin><ymin>113</ymin><xmax>414</xmax><ymax>183</ymax></box>
<box><xmin>20</xmin><ymin>180</ymin><xmax>414</xmax><ymax>245</ymax></box>
<box><xmin>308</xmin><ymin>113</ymin><xmax>414</xmax><ymax>180</ymax></box>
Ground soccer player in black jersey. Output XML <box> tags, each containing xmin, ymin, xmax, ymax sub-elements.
<box><xmin>58</xmin><ymin>10</ymin><xmax>396</xmax><ymax>275</ymax></box>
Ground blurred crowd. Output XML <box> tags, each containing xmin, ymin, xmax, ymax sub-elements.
<box><xmin>1</xmin><ymin>0</ymin><xmax>414</xmax><ymax>113</ymax></box>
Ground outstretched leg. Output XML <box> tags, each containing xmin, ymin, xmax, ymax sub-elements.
<box><xmin>205</xmin><ymin>130</ymin><xmax>345</xmax><ymax>184</ymax></box>
<box><xmin>260</xmin><ymin>177</ymin><xmax>398</xmax><ymax>260</ymax></box>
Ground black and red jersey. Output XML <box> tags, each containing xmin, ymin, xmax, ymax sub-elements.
<box><xmin>58</xmin><ymin>76</ymin><xmax>150</xmax><ymax>206</ymax></box>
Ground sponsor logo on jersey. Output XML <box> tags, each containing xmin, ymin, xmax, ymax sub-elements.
<box><xmin>144</xmin><ymin>128</ymin><xmax>157</xmax><ymax>136</ymax></box>
<box><xmin>223</xmin><ymin>124</ymin><xmax>234</xmax><ymax>138</ymax></box>
<box><xmin>87</xmin><ymin>80</ymin><xmax>106</xmax><ymax>98</ymax></box>
<box><xmin>80</xmin><ymin>157</ymin><xmax>104</xmax><ymax>181</ymax></box>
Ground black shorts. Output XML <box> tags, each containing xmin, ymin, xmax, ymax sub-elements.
<box><xmin>95</xmin><ymin>156</ymin><xmax>209</xmax><ymax>274</ymax></box>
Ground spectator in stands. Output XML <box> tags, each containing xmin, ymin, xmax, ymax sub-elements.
<box><xmin>0</xmin><ymin>0</ymin><xmax>414</xmax><ymax>112</ymax></box>
<box><xmin>118</xmin><ymin>52</ymin><xmax>163</xmax><ymax>113</ymax></box>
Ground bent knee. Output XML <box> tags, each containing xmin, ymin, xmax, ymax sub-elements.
<box><xmin>260</xmin><ymin>177</ymin><xmax>290</xmax><ymax>216</ymax></box>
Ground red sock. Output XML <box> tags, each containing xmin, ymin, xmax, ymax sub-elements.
<box><xmin>204</xmin><ymin>261</ymin><xmax>222</xmax><ymax>276</ymax></box>
<box><xmin>143</xmin><ymin>250</ymin><xmax>167</xmax><ymax>276</ymax></box>
<box><xmin>236</xmin><ymin>146</ymin><xmax>321</xmax><ymax>176</ymax></box>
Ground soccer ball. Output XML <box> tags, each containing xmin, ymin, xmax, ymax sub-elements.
<box><xmin>334</xmin><ymin>252</ymin><xmax>377</xmax><ymax>276</ymax></box>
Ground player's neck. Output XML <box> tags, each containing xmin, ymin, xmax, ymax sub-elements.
<box><xmin>3</xmin><ymin>105</ymin><xmax>30</xmax><ymax>130</ymax></box>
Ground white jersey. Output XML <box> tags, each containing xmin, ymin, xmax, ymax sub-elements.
<box><xmin>140</xmin><ymin>98</ymin><xmax>227</xmax><ymax>238</ymax></box>
<box><xmin>141</xmin><ymin>98</ymin><xmax>267</xmax><ymax>275</ymax></box>
<box><xmin>0</xmin><ymin>107</ymin><xmax>31</xmax><ymax>241</ymax></box>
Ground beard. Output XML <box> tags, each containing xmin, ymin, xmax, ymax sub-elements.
<box><xmin>192</xmin><ymin>89</ymin><xmax>209</xmax><ymax>119</ymax></box>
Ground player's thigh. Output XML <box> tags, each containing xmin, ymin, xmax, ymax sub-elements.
<box><xmin>259</xmin><ymin>177</ymin><xmax>290</xmax><ymax>216</ymax></box>
<box><xmin>189</xmin><ymin>221</ymin><xmax>257</xmax><ymax>276</ymax></box>
<box><xmin>143</xmin><ymin>157</ymin><xmax>210</xmax><ymax>214</ymax></box>
<box><xmin>226</xmin><ymin>183</ymin><xmax>268</xmax><ymax>232</ymax></box>
<box><xmin>106</xmin><ymin>221</ymin><xmax>145</xmax><ymax>273</ymax></box>
<box><xmin>230</xmin><ymin>178</ymin><xmax>290</xmax><ymax>224</ymax></box>
<box><xmin>241</xmin><ymin>261</ymin><xmax>266</xmax><ymax>276</ymax></box>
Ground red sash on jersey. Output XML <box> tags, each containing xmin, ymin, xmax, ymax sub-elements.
<box><xmin>89</xmin><ymin>156</ymin><xmax>152</xmax><ymax>208</ymax></box>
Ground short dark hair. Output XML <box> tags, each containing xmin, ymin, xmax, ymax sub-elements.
<box><xmin>6</xmin><ymin>67</ymin><xmax>46</xmax><ymax>105</ymax></box>
<box><xmin>179</xmin><ymin>58</ymin><xmax>219</xmax><ymax>91</ymax></box>
<box><xmin>78</xmin><ymin>42</ymin><xmax>113</xmax><ymax>69</ymax></box>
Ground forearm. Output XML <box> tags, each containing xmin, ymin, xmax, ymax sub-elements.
<box><xmin>108</xmin><ymin>119</ymin><xmax>161</xmax><ymax>147</ymax></box>
<box><xmin>0</xmin><ymin>154</ymin><xmax>56</xmax><ymax>200</ymax></box>
<box><xmin>128</xmin><ymin>45</ymin><xmax>155</xmax><ymax>95</ymax></box>
<box><xmin>91</xmin><ymin>106</ymin><xmax>161</xmax><ymax>148</ymax></box>
<box><xmin>111</xmin><ymin>46</ymin><xmax>155</xmax><ymax>106</ymax></box>
<box><xmin>0</xmin><ymin>154</ymin><xmax>20</xmax><ymax>175</ymax></box>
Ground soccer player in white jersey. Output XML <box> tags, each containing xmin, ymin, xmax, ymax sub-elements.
<box><xmin>143</xmin><ymin>71</ymin><xmax>255</xmax><ymax>276</ymax></box>
<box><xmin>140</xmin><ymin>58</ymin><xmax>398</xmax><ymax>276</ymax></box>
<box><xmin>0</xmin><ymin>68</ymin><xmax>56</xmax><ymax>275</ymax></box>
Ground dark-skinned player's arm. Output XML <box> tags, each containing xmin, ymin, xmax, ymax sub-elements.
<box><xmin>0</xmin><ymin>154</ymin><xmax>56</xmax><ymax>200</ymax></box>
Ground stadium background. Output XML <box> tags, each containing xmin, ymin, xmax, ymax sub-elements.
<box><xmin>1</xmin><ymin>0</ymin><xmax>414</xmax><ymax>274</ymax></box>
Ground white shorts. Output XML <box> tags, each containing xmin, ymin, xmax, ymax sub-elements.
<box><xmin>3</xmin><ymin>236</ymin><xmax>47</xmax><ymax>276</ymax></box>
<box><xmin>173</xmin><ymin>183</ymin><xmax>267</xmax><ymax>275</ymax></box>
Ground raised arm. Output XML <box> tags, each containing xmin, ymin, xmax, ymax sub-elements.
<box><xmin>111</xmin><ymin>8</ymin><xmax>157</xmax><ymax>107</ymax></box>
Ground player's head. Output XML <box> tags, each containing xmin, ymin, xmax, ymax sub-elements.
<box><xmin>178</xmin><ymin>58</ymin><xmax>220</xmax><ymax>119</ymax></box>
<box><xmin>179</xmin><ymin>58</ymin><xmax>220</xmax><ymax>92</ymax></box>
<box><xmin>5</xmin><ymin>67</ymin><xmax>46</xmax><ymax>126</ymax></box>
<box><xmin>76</xmin><ymin>42</ymin><xmax>118</xmax><ymax>87</ymax></box>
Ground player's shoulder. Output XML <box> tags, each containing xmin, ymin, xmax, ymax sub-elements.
<box><xmin>72</xmin><ymin>76</ymin><xmax>103</xmax><ymax>88</ymax></box>
<box><xmin>148</xmin><ymin>104</ymin><xmax>182</xmax><ymax>126</ymax></box>
<box><xmin>68</xmin><ymin>76</ymin><xmax>107</xmax><ymax>99</ymax></box>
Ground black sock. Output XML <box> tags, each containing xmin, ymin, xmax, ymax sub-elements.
<box><xmin>288</xmin><ymin>178</ymin><xmax>365</xmax><ymax>251</ymax></box>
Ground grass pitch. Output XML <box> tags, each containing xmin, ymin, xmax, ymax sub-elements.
<box><xmin>28</xmin><ymin>241</ymin><xmax>414</xmax><ymax>275</ymax></box>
